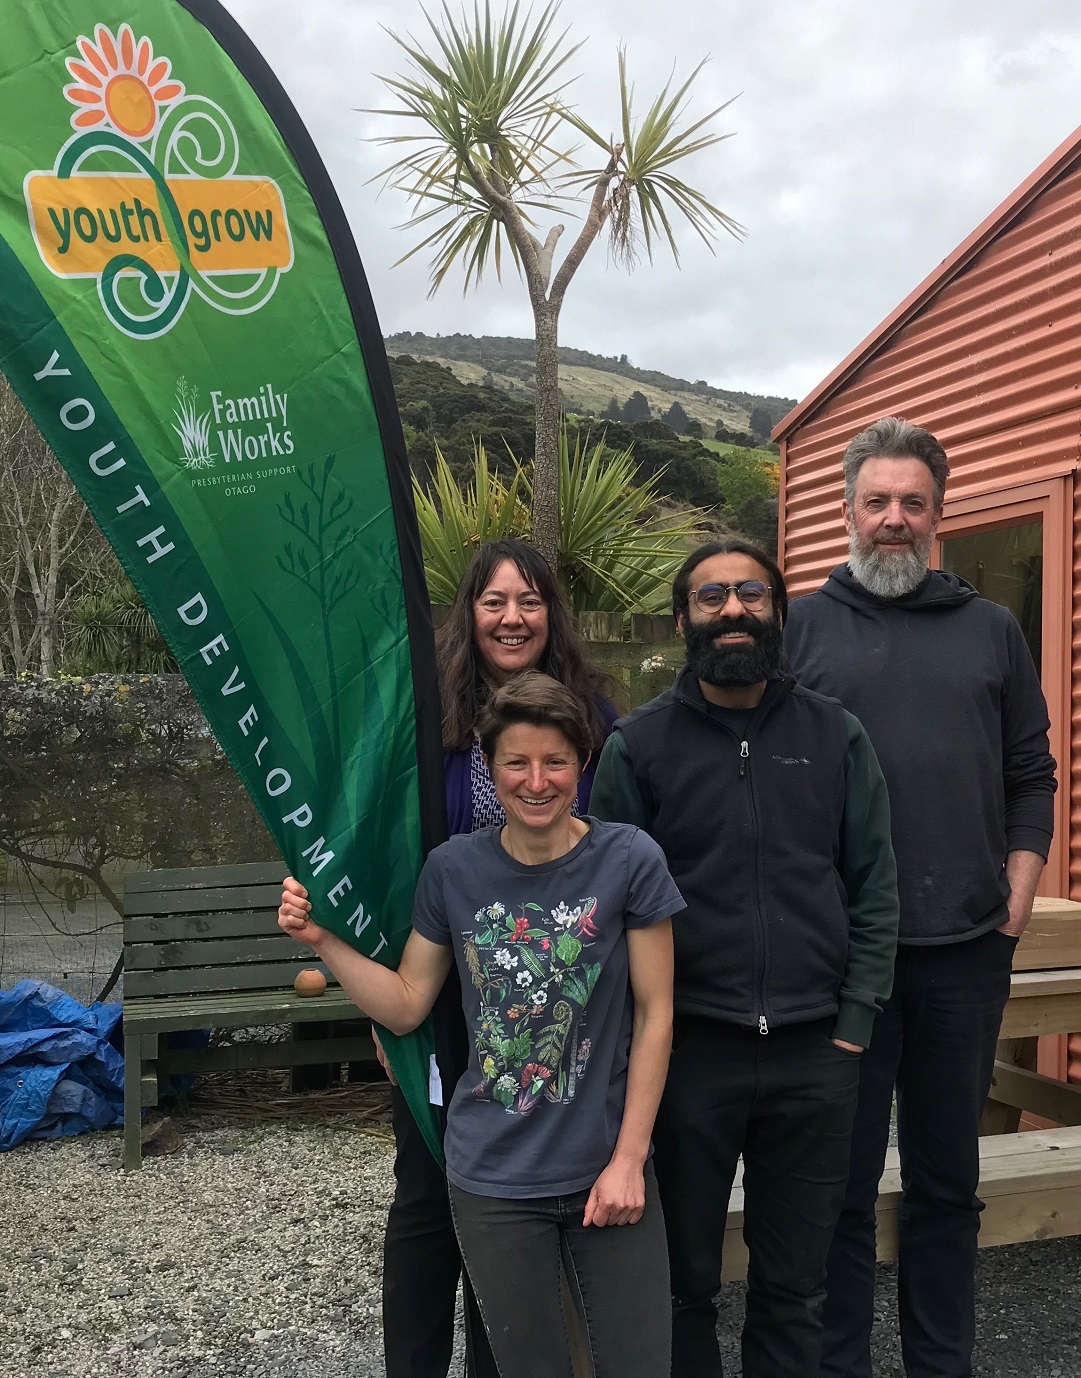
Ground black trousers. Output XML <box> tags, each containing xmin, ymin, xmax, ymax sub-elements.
<box><xmin>382</xmin><ymin>973</ymin><xmax>500</xmax><ymax>1378</ymax></box>
<box><xmin>653</xmin><ymin>1015</ymin><xmax>862</xmax><ymax>1378</ymax></box>
<box><xmin>819</xmin><ymin>927</ymin><xmax>1017</xmax><ymax>1378</ymax></box>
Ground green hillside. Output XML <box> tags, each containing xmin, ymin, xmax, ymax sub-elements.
<box><xmin>385</xmin><ymin>332</ymin><xmax>795</xmax><ymax>441</ymax></box>
<box><xmin>388</xmin><ymin>354</ymin><xmax>781</xmax><ymax>554</ymax></box>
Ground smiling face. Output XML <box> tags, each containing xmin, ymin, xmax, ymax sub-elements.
<box><xmin>677</xmin><ymin>551</ymin><xmax>782</xmax><ymax>689</ymax></box>
<box><xmin>472</xmin><ymin>559</ymin><xmax>550</xmax><ymax>681</ymax></box>
<box><xmin>487</xmin><ymin>722</ymin><xmax>583</xmax><ymax>833</ymax></box>
<box><xmin>844</xmin><ymin>455</ymin><xmax>942</xmax><ymax>598</ymax></box>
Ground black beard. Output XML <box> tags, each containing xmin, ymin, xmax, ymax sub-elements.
<box><xmin>684</xmin><ymin>614</ymin><xmax>783</xmax><ymax>687</ymax></box>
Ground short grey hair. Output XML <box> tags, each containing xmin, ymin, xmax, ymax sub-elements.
<box><xmin>842</xmin><ymin>417</ymin><xmax>950</xmax><ymax>507</ymax></box>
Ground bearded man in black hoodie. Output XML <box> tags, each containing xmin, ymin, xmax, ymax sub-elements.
<box><xmin>785</xmin><ymin>417</ymin><xmax>1057</xmax><ymax>1378</ymax></box>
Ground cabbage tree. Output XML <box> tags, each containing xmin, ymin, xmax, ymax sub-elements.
<box><xmin>372</xmin><ymin>0</ymin><xmax>741</xmax><ymax>566</ymax></box>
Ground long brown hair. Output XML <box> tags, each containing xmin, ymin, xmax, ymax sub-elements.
<box><xmin>436</xmin><ymin>538</ymin><xmax>615</xmax><ymax>750</ymax></box>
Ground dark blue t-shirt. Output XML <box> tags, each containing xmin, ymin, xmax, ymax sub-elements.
<box><xmin>412</xmin><ymin>818</ymin><xmax>684</xmax><ymax>1198</ymax></box>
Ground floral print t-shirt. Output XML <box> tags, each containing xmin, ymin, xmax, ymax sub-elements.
<box><xmin>411</xmin><ymin>818</ymin><xmax>684</xmax><ymax>1198</ymax></box>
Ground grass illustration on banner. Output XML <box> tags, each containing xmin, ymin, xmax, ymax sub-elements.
<box><xmin>275</xmin><ymin>457</ymin><xmax>363</xmax><ymax>768</ymax></box>
<box><xmin>172</xmin><ymin>377</ymin><xmax>215</xmax><ymax>468</ymax></box>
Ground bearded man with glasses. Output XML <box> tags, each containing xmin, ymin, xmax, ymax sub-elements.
<box><xmin>590</xmin><ymin>538</ymin><xmax>900</xmax><ymax>1378</ymax></box>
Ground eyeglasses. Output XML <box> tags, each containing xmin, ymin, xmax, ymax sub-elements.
<box><xmin>689</xmin><ymin>580</ymin><xmax>772</xmax><ymax>613</ymax></box>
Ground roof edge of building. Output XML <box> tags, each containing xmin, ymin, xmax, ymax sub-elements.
<box><xmin>772</xmin><ymin>121</ymin><xmax>1081</xmax><ymax>443</ymax></box>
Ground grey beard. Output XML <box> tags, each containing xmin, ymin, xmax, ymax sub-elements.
<box><xmin>848</xmin><ymin>530</ymin><xmax>931</xmax><ymax>599</ymax></box>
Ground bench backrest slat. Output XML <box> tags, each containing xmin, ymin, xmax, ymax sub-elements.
<box><xmin>124</xmin><ymin>910</ymin><xmax>282</xmax><ymax>943</ymax></box>
<box><xmin>124</xmin><ymin>861</ymin><xmax>286</xmax><ymax>893</ymax></box>
<box><xmin>124</xmin><ymin>934</ymin><xmax>315</xmax><ymax>971</ymax></box>
<box><xmin>122</xmin><ymin>861</ymin><xmax>336</xmax><ymax>1004</ymax></box>
<box><xmin>124</xmin><ymin>959</ymin><xmax>337</xmax><ymax>999</ymax></box>
<box><xmin>126</xmin><ymin>883</ymin><xmax>286</xmax><ymax>918</ymax></box>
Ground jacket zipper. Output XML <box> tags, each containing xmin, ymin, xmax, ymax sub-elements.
<box><xmin>739</xmin><ymin>736</ymin><xmax>770</xmax><ymax>1034</ymax></box>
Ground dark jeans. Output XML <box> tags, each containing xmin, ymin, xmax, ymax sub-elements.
<box><xmin>382</xmin><ymin>970</ymin><xmax>499</xmax><ymax>1378</ymax></box>
<box><xmin>654</xmin><ymin>1015</ymin><xmax>861</xmax><ymax>1378</ymax></box>
<box><xmin>449</xmin><ymin>1163</ymin><xmax>671</xmax><ymax>1378</ymax></box>
<box><xmin>819</xmin><ymin>927</ymin><xmax>1017</xmax><ymax>1378</ymax></box>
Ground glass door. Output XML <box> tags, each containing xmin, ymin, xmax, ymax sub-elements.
<box><xmin>939</xmin><ymin>520</ymin><xmax>1043</xmax><ymax>670</ymax></box>
<box><xmin>932</xmin><ymin>477</ymin><xmax>1070</xmax><ymax>898</ymax></box>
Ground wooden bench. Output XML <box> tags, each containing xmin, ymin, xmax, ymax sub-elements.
<box><xmin>720</xmin><ymin>1124</ymin><xmax>1081</xmax><ymax>1281</ymax></box>
<box><xmin>122</xmin><ymin>860</ymin><xmax>372</xmax><ymax>1170</ymax></box>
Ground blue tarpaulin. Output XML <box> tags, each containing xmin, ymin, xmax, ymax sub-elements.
<box><xmin>0</xmin><ymin>980</ymin><xmax>123</xmax><ymax>1150</ymax></box>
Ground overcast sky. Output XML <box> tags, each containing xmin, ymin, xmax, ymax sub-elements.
<box><xmin>222</xmin><ymin>0</ymin><xmax>1081</xmax><ymax>403</ymax></box>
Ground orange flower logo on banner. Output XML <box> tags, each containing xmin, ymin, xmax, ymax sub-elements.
<box><xmin>64</xmin><ymin>23</ymin><xmax>185</xmax><ymax>138</ymax></box>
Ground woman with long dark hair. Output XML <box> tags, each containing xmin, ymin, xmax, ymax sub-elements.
<box><xmin>437</xmin><ymin>539</ymin><xmax>616</xmax><ymax>832</ymax></box>
<box><xmin>379</xmin><ymin>539</ymin><xmax>618</xmax><ymax>1378</ymax></box>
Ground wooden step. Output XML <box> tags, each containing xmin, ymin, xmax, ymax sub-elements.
<box><xmin>719</xmin><ymin>1125</ymin><xmax>1081</xmax><ymax>1282</ymax></box>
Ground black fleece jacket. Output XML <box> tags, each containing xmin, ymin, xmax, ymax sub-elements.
<box><xmin>785</xmin><ymin>566</ymin><xmax>1057</xmax><ymax>944</ymax></box>
<box><xmin>591</xmin><ymin>670</ymin><xmax>898</xmax><ymax>1048</ymax></box>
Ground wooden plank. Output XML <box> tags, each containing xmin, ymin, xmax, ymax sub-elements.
<box><xmin>124</xmin><ymin>1032</ymin><xmax>146</xmax><ymax>1172</ymax></box>
<box><xmin>124</xmin><ymin>861</ymin><xmax>286</xmax><ymax>894</ymax></box>
<box><xmin>140</xmin><ymin>1070</ymin><xmax>159</xmax><ymax>1108</ymax></box>
<box><xmin>1008</xmin><ymin>968</ymin><xmax>1081</xmax><ymax>999</ymax></box>
<box><xmin>975</xmin><ymin>1126</ymin><xmax>1081</xmax><ymax>1156</ymax></box>
<box><xmin>124</xmin><ymin>990</ymin><xmax>362</xmax><ymax>1033</ymax></box>
<box><xmin>125</xmin><ymin>911</ymin><xmax>281</xmax><ymax>942</ymax></box>
<box><xmin>124</xmin><ymin>961</ymin><xmax>338</xmax><ymax>998</ymax></box>
<box><xmin>1014</xmin><ymin>897</ymin><xmax>1081</xmax><ymax>972</ymax></box>
<box><xmin>987</xmin><ymin>1062</ymin><xmax>1081</xmax><ymax>1126</ymax></box>
<box><xmin>124</xmin><ymin>934</ymin><xmax>307</xmax><ymax>970</ymax></box>
<box><xmin>157</xmin><ymin>1034</ymin><xmax>375</xmax><ymax>1074</ymax></box>
<box><xmin>124</xmin><ymin>883</ymin><xmax>286</xmax><ymax>917</ymax></box>
<box><xmin>719</xmin><ymin>1128</ymin><xmax>1081</xmax><ymax>1282</ymax></box>
<box><xmin>979</xmin><ymin>1184</ymin><xmax>1081</xmax><ymax>1246</ymax></box>
<box><xmin>999</xmin><ymin>992</ymin><xmax>1081</xmax><ymax>1039</ymax></box>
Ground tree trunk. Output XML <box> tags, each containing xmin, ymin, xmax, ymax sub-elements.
<box><xmin>532</xmin><ymin>302</ymin><xmax>561</xmax><ymax>570</ymax></box>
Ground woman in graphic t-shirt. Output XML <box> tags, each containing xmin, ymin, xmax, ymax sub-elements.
<box><xmin>279</xmin><ymin>672</ymin><xmax>682</xmax><ymax>1378</ymax></box>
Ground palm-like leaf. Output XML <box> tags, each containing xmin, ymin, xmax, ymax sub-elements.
<box><xmin>560</xmin><ymin>49</ymin><xmax>744</xmax><ymax>264</ymax></box>
<box><xmin>412</xmin><ymin>444</ymin><xmax>531</xmax><ymax>602</ymax></box>
<box><xmin>370</xmin><ymin>1</ymin><xmax>581</xmax><ymax>291</ymax></box>
<box><xmin>67</xmin><ymin>575</ymin><xmax>177</xmax><ymax>673</ymax></box>
<box><xmin>548</xmin><ymin>429</ymin><xmax>706</xmax><ymax>612</ymax></box>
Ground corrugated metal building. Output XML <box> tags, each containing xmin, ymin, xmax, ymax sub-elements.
<box><xmin>774</xmin><ymin>126</ymin><xmax>1081</xmax><ymax>1086</ymax></box>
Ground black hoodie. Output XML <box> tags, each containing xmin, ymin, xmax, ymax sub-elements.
<box><xmin>785</xmin><ymin>565</ymin><xmax>1056</xmax><ymax>944</ymax></box>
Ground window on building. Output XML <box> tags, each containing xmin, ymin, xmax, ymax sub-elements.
<box><xmin>939</xmin><ymin>520</ymin><xmax>1043</xmax><ymax>670</ymax></box>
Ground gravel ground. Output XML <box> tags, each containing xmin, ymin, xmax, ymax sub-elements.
<box><xmin>2</xmin><ymin>1098</ymin><xmax>1079</xmax><ymax>1378</ymax></box>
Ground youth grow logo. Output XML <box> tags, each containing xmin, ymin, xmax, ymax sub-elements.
<box><xmin>23</xmin><ymin>22</ymin><xmax>294</xmax><ymax>339</ymax></box>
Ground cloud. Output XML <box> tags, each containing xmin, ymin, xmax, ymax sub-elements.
<box><xmin>222</xmin><ymin>0</ymin><xmax>1081</xmax><ymax>402</ymax></box>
